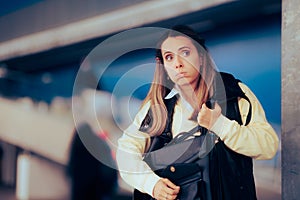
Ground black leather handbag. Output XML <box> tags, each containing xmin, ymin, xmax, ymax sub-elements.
<box><xmin>135</xmin><ymin>125</ymin><xmax>217</xmax><ymax>200</ymax></box>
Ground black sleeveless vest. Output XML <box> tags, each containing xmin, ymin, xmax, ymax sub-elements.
<box><xmin>208</xmin><ymin>72</ymin><xmax>256</xmax><ymax>200</ymax></box>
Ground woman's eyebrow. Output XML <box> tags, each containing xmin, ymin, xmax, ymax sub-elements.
<box><xmin>163</xmin><ymin>46</ymin><xmax>190</xmax><ymax>55</ymax></box>
<box><xmin>178</xmin><ymin>46</ymin><xmax>190</xmax><ymax>51</ymax></box>
<box><xmin>163</xmin><ymin>50</ymin><xmax>172</xmax><ymax>56</ymax></box>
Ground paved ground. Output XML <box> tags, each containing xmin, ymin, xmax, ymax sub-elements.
<box><xmin>0</xmin><ymin>186</ymin><xmax>132</xmax><ymax>200</ymax></box>
<box><xmin>0</xmin><ymin>185</ymin><xmax>281</xmax><ymax>200</ymax></box>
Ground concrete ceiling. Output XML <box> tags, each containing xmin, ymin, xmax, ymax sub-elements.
<box><xmin>0</xmin><ymin>0</ymin><xmax>281</xmax><ymax>72</ymax></box>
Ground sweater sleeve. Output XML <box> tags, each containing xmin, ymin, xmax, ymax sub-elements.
<box><xmin>116</xmin><ymin>101</ymin><xmax>160</xmax><ymax>196</ymax></box>
<box><xmin>210</xmin><ymin>82</ymin><xmax>279</xmax><ymax>160</ymax></box>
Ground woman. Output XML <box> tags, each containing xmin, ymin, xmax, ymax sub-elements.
<box><xmin>116</xmin><ymin>25</ymin><xmax>279</xmax><ymax>200</ymax></box>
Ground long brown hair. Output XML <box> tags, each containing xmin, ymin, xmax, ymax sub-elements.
<box><xmin>142</xmin><ymin>25</ymin><xmax>216</xmax><ymax>136</ymax></box>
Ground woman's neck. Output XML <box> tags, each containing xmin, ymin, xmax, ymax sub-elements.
<box><xmin>176</xmin><ymin>84</ymin><xmax>198</xmax><ymax>110</ymax></box>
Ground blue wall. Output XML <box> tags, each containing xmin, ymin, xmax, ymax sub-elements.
<box><xmin>205</xmin><ymin>17</ymin><xmax>281</xmax><ymax>124</ymax></box>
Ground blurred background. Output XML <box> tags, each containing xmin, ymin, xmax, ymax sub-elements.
<box><xmin>0</xmin><ymin>0</ymin><xmax>281</xmax><ymax>199</ymax></box>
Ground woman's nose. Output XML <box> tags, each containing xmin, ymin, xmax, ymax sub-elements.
<box><xmin>176</xmin><ymin>64</ymin><xmax>183</xmax><ymax>69</ymax></box>
<box><xmin>174</xmin><ymin>55</ymin><xmax>183</xmax><ymax>69</ymax></box>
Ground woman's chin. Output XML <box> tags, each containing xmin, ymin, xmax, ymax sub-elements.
<box><xmin>176</xmin><ymin>80</ymin><xmax>194</xmax><ymax>88</ymax></box>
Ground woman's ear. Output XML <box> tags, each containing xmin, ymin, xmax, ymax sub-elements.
<box><xmin>156</xmin><ymin>57</ymin><xmax>162</xmax><ymax>64</ymax></box>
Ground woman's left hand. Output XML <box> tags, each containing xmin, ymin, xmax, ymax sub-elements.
<box><xmin>153</xmin><ymin>178</ymin><xmax>180</xmax><ymax>200</ymax></box>
<box><xmin>197</xmin><ymin>102</ymin><xmax>221</xmax><ymax>130</ymax></box>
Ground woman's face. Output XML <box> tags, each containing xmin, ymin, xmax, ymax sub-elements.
<box><xmin>161</xmin><ymin>36</ymin><xmax>202</xmax><ymax>89</ymax></box>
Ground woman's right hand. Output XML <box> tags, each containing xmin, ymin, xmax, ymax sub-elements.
<box><xmin>152</xmin><ymin>178</ymin><xmax>180</xmax><ymax>200</ymax></box>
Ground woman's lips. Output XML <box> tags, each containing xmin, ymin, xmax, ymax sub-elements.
<box><xmin>176</xmin><ymin>72</ymin><xmax>187</xmax><ymax>78</ymax></box>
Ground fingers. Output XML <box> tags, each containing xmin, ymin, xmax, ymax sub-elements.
<box><xmin>202</xmin><ymin>101</ymin><xmax>220</xmax><ymax>110</ymax></box>
<box><xmin>198</xmin><ymin>102</ymin><xmax>221</xmax><ymax>129</ymax></box>
<box><xmin>153</xmin><ymin>178</ymin><xmax>180</xmax><ymax>200</ymax></box>
<box><xmin>162</xmin><ymin>178</ymin><xmax>180</xmax><ymax>191</ymax></box>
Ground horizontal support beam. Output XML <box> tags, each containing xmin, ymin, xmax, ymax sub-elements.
<box><xmin>0</xmin><ymin>0</ymin><xmax>230</xmax><ymax>61</ymax></box>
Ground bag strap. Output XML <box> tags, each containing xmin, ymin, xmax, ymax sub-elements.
<box><xmin>216</xmin><ymin>72</ymin><xmax>252</xmax><ymax>126</ymax></box>
<box><xmin>240</xmin><ymin>93</ymin><xmax>252</xmax><ymax>125</ymax></box>
<box><xmin>167</xmin><ymin>125</ymin><xmax>201</xmax><ymax>145</ymax></box>
<box><xmin>164</xmin><ymin>94</ymin><xmax>179</xmax><ymax>137</ymax></box>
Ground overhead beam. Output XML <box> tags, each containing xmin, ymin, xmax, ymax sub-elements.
<box><xmin>0</xmin><ymin>0</ymin><xmax>231</xmax><ymax>61</ymax></box>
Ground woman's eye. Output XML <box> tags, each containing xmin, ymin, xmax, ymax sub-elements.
<box><xmin>182</xmin><ymin>50</ymin><xmax>190</xmax><ymax>57</ymax></box>
<box><xmin>165</xmin><ymin>55</ymin><xmax>173</xmax><ymax>61</ymax></box>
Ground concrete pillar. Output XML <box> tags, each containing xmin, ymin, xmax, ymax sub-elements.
<box><xmin>282</xmin><ymin>0</ymin><xmax>300</xmax><ymax>199</ymax></box>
